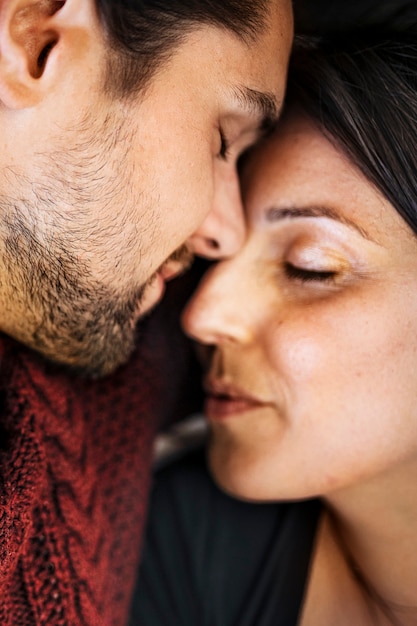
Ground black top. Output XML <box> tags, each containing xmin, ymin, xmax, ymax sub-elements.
<box><xmin>130</xmin><ymin>449</ymin><xmax>321</xmax><ymax>626</ymax></box>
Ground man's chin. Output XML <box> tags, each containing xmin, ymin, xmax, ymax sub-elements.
<box><xmin>28</xmin><ymin>323</ymin><xmax>138</xmax><ymax>380</ymax></box>
<box><xmin>44</xmin><ymin>344</ymin><xmax>135</xmax><ymax>379</ymax></box>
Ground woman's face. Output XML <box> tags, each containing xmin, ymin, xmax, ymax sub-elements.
<box><xmin>182</xmin><ymin>114</ymin><xmax>417</xmax><ymax>502</ymax></box>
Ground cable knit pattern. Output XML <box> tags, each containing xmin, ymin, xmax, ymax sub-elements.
<box><xmin>0</xmin><ymin>296</ymin><xmax>195</xmax><ymax>626</ymax></box>
<box><xmin>0</xmin><ymin>264</ymin><xmax>203</xmax><ymax>626</ymax></box>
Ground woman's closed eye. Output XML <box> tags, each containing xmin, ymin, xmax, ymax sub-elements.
<box><xmin>284</xmin><ymin>262</ymin><xmax>338</xmax><ymax>283</ymax></box>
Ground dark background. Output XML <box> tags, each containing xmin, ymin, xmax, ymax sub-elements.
<box><xmin>294</xmin><ymin>0</ymin><xmax>417</xmax><ymax>32</ymax></box>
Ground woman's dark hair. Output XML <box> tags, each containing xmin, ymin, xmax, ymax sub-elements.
<box><xmin>286</xmin><ymin>28</ymin><xmax>417</xmax><ymax>235</ymax></box>
<box><xmin>95</xmin><ymin>0</ymin><xmax>269</xmax><ymax>97</ymax></box>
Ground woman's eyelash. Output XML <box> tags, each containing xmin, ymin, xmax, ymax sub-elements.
<box><xmin>284</xmin><ymin>263</ymin><xmax>337</xmax><ymax>283</ymax></box>
<box><xmin>219</xmin><ymin>129</ymin><xmax>230</xmax><ymax>160</ymax></box>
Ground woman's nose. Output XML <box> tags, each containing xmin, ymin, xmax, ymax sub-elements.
<box><xmin>188</xmin><ymin>167</ymin><xmax>246</xmax><ymax>259</ymax></box>
<box><xmin>182</xmin><ymin>259</ymin><xmax>254</xmax><ymax>347</ymax></box>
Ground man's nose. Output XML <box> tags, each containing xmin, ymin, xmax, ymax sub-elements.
<box><xmin>188</xmin><ymin>167</ymin><xmax>245</xmax><ymax>259</ymax></box>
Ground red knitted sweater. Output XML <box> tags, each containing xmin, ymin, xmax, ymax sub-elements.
<box><xmin>0</xmin><ymin>278</ymin><xmax>200</xmax><ymax>626</ymax></box>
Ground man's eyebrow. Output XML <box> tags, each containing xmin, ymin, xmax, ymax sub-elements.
<box><xmin>233</xmin><ymin>86</ymin><xmax>281</xmax><ymax>129</ymax></box>
<box><xmin>265</xmin><ymin>205</ymin><xmax>373</xmax><ymax>241</ymax></box>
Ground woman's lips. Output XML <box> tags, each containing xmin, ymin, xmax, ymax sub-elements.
<box><xmin>204</xmin><ymin>380</ymin><xmax>270</xmax><ymax>420</ymax></box>
<box><xmin>205</xmin><ymin>394</ymin><xmax>265</xmax><ymax>420</ymax></box>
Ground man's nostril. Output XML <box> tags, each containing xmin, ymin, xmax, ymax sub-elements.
<box><xmin>206</xmin><ymin>238</ymin><xmax>220</xmax><ymax>250</ymax></box>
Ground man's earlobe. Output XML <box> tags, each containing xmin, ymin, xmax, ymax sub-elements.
<box><xmin>0</xmin><ymin>0</ymin><xmax>97</xmax><ymax>109</ymax></box>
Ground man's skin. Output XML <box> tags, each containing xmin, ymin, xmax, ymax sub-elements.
<box><xmin>0</xmin><ymin>0</ymin><xmax>293</xmax><ymax>377</ymax></box>
<box><xmin>0</xmin><ymin>3</ymin><xmax>293</xmax><ymax>625</ymax></box>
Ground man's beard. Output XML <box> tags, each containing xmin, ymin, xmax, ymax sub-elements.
<box><xmin>0</xmin><ymin>161</ymin><xmax>194</xmax><ymax>378</ymax></box>
<box><xmin>0</xmin><ymin>102</ymin><xmax>195</xmax><ymax>378</ymax></box>
<box><xmin>2</xmin><ymin>212</ymin><xmax>193</xmax><ymax>378</ymax></box>
<box><xmin>2</xmin><ymin>215</ymin><xmax>143</xmax><ymax>377</ymax></box>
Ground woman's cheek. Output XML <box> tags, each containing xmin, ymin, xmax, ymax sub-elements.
<box><xmin>268</xmin><ymin>316</ymin><xmax>332</xmax><ymax>389</ymax></box>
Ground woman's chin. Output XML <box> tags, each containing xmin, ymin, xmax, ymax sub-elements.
<box><xmin>207</xmin><ymin>437</ymin><xmax>324</xmax><ymax>503</ymax></box>
<box><xmin>207</xmin><ymin>442</ymin><xmax>279</xmax><ymax>503</ymax></box>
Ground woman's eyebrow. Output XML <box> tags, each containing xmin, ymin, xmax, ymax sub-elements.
<box><xmin>265</xmin><ymin>205</ymin><xmax>373</xmax><ymax>241</ymax></box>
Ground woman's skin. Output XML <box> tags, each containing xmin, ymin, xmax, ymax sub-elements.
<box><xmin>182</xmin><ymin>114</ymin><xmax>417</xmax><ymax>625</ymax></box>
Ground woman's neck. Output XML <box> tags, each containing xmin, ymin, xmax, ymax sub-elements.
<box><xmin>300</xmin><ymin>512</ymin><xmax>379</xmax><ymax>626</ymax></box>
<box><xmin>324</xmin><ymin>461</ymin><xmax>417</xmax><ymax>625</ymax></box>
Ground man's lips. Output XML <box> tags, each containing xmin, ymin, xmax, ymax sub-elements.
<box><xmin>158</xmin><ymin>261</ymin><xmax>185</xmax><ymax>281</ymax></box>
<box><xmin>139</xmin><ymin>254</ymin><xmax>194</xmax><ymax>315</ymax></box>
<box><xmin>159</xmin><ymin>245</ymin><xmax>194</xmax><ymax>281</ymax></box>
<box><xmin>158</xmin><ymin>250</ymin><xmax>194</xmax><ymax>282</ymax></box>
<box><xmin>204</xmin><ymin>379</ymin><xmax>272</xmax><ymax>420</ymax></box>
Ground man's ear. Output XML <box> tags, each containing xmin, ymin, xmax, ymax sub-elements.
<box><xmin>0</xmin><ymin>0</ymin><xmax>100</xmax><ymax>109</ymax></box>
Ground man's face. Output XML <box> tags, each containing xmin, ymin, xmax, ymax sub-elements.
<box><xmin>0</xmin><ymin>0</ymin><xmax>292</xmax><ymax>376</ymax></box>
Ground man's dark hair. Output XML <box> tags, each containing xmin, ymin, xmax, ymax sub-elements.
<box><xmin>286</xmin><ymin>28</ymin><xmax>417</xmax><ymax>236</ymax></box>
<box><xmin>95</xmin><ymin>0</ymin><xmax>269</xmax><ymax>97</ymax></box>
